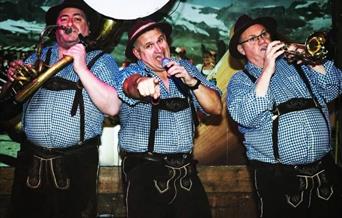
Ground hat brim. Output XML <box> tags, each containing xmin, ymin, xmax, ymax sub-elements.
<box><xmin>229</xmin><ymin>17</ymin><xmax>277</xmax><ymax>59</ymax></box>
<box><xmin>125</xmin><ymin>22</ymin><xmax>172</xmax><ymax>60</ymax></box>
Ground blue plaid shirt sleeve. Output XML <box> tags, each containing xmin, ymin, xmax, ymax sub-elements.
<box><xmin>116</xmin><ymin>63</ymin><xmax>145</xmax><ymax>105</ymax></box>
<box><xmin>303</xmin><ymin>60</ymin><xmax>342</xmax><ymax>103</ymax></box>
<box><xmin>117</xmin><ymin>59</ymin><xmax>222</xmax><ymax>108</ymax></box>
<box><xmin>227</xmin><ymin>71</ymin><xmax>273</xmax><ymax>129</ymax></box>
<box><xmin>179</xmin><ymin>59</ymin><xmax>222</xmax><ymax>113</ymax></box>
<box><xmin>89</xmin><ymin>53</ymin><xmax>119</xmax><ymax>88</ymax></box>
<box><xmin>24</xmin><ymin>51</ymin><xmax>39</xmax><ymax>65</ymax></box>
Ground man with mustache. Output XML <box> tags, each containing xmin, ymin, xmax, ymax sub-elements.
<box><xmin>6</xmin><ymin>1</ymin><xmax>121</xmax><ymax>217</ymax></box>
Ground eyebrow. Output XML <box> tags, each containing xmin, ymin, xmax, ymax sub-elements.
<box><xmin>137</xmin><ymin>31</ymin><xmax>166</xmax><ymax>47</ymax></box>
<box><xmin>246</xmin><ymin>28</ymin><xmax>266</xmax><ymax>38</ymax></box>
<box><xmin>59</xmin><ymin>12</ymin><xmax>86</xmax><ymax>19</ymax></box>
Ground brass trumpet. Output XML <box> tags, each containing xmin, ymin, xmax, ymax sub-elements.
<box><xmin>283</xmin><ymin>31</ymin><xmax>328</xmax><ymax>65</ymax></box>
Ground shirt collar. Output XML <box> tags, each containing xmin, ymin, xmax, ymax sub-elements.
<box><xmin>245</xmin><ymin>61</ymin><xmax>262</xmax><ymax>78</ymax></box>
<box><xmin>245</xmin><ymin>57</ymin><xmax>288</xmax><ymax>79</ymax></box>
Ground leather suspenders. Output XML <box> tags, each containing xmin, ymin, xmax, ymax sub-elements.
<box><xmin>43</xmin><ymin>50</ymin><xmax>105</xmax><ymax>143</ymax></box>
<box><xmin>147</xmin><ymin>77</ymin><xmax>199</xmax><ymax>154</ymax></box>
<box><xmin>242</xmin><ymin>65</ymin><xmax>330</xmax><ymax>161</ymax></box>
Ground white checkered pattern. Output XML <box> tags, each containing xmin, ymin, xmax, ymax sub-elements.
<box><xmin>23</xmin><ymin>43</ymin><xmax>120</xmax><ymax>148</ymax></box>
<box><xmin>117</xmin><ymin>59</ymin><xmax>221</xmax><ymax>153</ymax></box>
<box><xmin>227</xmin><ymin>58</ymin><xmax>342</xmax><ymax>164</ymax></box>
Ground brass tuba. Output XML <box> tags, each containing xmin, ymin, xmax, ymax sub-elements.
<box><xmin>283</xmin><ymin>31</ymin><xmax>328</xmax><ymax>65</ymax></box>
<box><xmin>0</xmin><ymin>18</ymin><xmax>123</xmax><ymax>104</ymax></box>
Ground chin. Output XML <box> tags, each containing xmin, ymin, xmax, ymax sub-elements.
<box><xmin>60</xmin><ymin>41</ymin><xmax>78</xmax><ymax>49</ymax></box>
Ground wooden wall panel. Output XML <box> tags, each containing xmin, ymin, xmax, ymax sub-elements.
<box><xmin>0</xmin><ymin>165</ymin><xmax>258</xmax><ymax>218</ymax></box>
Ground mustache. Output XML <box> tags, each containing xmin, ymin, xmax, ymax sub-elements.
<box><xmin>54</xmin><ymin>25</ymin><xmax>73</xmax><ymax>34</ymax></box>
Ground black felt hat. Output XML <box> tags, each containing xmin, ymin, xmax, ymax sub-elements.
<box><xmin>229</xmin><ymin>14</ymin><xmax>277</xmax><ymax>59</ymax></box>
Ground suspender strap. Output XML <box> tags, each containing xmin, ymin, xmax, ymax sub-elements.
<box><xmin>147</xmin><ymin>104</ymin><xmax>159</xmax><ymax>153</ymax></box>
<box><xmin>43</xmin><ymin>78</ymin><xmax>85</xmax><ymax>142</ymax></box>
<box><xmin>147</xmin><ymin>97</ymin><xmax>190</xmax><ymax>153</ymax></box>
<box><xmin>242</xmin><ymin>69</ymin><xmax>257</xmax><ymax>83</ymax></box>
<box><xmin>172</xmin><ymin>77</ymin><xmax>199</xmax><ymax>126</ymax></box>
<box><xmin>43</xmin><ymin>51</ymin><xmax>105</xmax><ymax>143</ymax></box>
<box><xmin>271</xmin><ymin>114</ymin><xmax>280</xmax><ymax>160</ymax></box>
<box><xmin>293</xmin><ymin>65</ymin><xmax>319</xmax><ymax>106</ymax></box>
<box><xmin>87</xmin><ymin>51</ymin><xmax>104</xmax><ymax>69</ymax></box>
<box><xmin>293</xmin><ymin>64</ymin><xmax>331</xmax><ymax>145</ymax></box>
<box><xmin>147</xmin><ymin>76</ymin><xmax>199</xmax><ymax>153</ymax></box>
<box><xmin>242</xmin><ymin>69</ymin><xmax>282</xmax><ymax>160</ymax></box>
<box><xmin>70</xmin><ymin>80</ymin><xmax>85</xmax><ymax>142</ymax></box>
<box><xmin>242</xmin><ymin>67</ymin><xmax>326</xmax><ymax>161</ymax></box>
<box><xmin>45</xmin><ymin>48</ymin><xmax>52</xmax><ymax>65</ymax></box>
<box><xmin>72</xmin><ymin>51</ymin><xmax>105</xmax><ymax>143</ymax></box>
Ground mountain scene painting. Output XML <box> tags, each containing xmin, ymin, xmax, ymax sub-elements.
<box><xmin>0</xmin><ymin>0</ymin><xmax>332</xmax><ymax>64</ymax></box>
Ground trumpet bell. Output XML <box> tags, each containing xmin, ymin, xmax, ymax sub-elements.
<box><xmin>284</xmin><ymin>31</ymin><xmax>328</xmax><ymax>65</ymax></box>
<box><xmin>83</xmin><ymin>0</ymin><xmax>171</xmax><ymax>20</ymax></box>
<box><xmin>305</xmin><ymin>31</ymin><xmax>327</xmax><ymax>58</ymax></box>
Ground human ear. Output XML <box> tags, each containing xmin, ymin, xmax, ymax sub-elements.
<box><xmin>132</xmin><ymin>48</ymin><xmax>141</xmax><ymax>60</ymax></box>
<box><xmin>237</xmin><ymin>44</ymin><xmax>245</xmax><ymax>56</ymax></box>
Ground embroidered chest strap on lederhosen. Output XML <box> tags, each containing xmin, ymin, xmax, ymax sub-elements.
<box><xmin>42</xmin><ymin>51</ymin><xmax>105</xmax><ymax>143</ymax></box>
<box><xmin>147</xmin><ymin>76</ymin><xmax>199</xmax><ymax>154</ymax></box>
<box><xmin>242</xmin><ymin>65</ymin><xmax>330</xmax><ymax>161</ymax></box>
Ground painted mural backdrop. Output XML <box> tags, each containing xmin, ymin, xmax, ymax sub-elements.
<box><xmin>0</xmin><ymin>0</ymin><xmax>332</xmax><ymax>63</ymax></box>
<box><xmin>0</xmin><ymin>0</ymin><xmax>334</xmax><ymax>165</ymax></box>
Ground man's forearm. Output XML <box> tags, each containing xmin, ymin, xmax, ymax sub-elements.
<box><xmin>123</xmin><ymin>73</ymin><xmax>143</xmax><ymax>99</ymax></box>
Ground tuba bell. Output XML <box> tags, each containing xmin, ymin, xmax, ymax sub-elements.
<box><xmin>283</xmin><ymin>31</ymin><xmax>328</xmax><ymax>65</ymax></box>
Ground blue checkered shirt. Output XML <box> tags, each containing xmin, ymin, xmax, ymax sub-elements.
<box><xmin>116</xmin><ymin>59</ymin><xmax>221</xmax><ymax>154</ymax></box>
<box><xmin>23</xmin><ymin>43</ymin><xmax>119</xmax><ymax>148</ymax></box>
<box><xmin>227</xmin><ymin>58</ymin><xmax>342</xmax><ymax>164</ymax></box>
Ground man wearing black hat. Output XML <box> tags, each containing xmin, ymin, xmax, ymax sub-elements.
<box><xmin>6</xmin><ymin>1</ymin><xmax>121</xmax><ymax>217</ymax></box>
<box><xmin>226</xmin><ymin>14</ymin><xmax>342</xmax><ymax>218</ymax></box>
<box><xmin>116</xmin><ymin>19</ymin><xmax>222</xmax><ymax>218</ymax></box>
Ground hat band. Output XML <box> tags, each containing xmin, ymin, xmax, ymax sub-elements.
<box><xmin>130</xmin><ymin>22</ymin><xmax>157</xmax><ymax>40</ymax></box>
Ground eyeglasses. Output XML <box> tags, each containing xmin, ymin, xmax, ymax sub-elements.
<box><xmin>239</xmin><ymin>31</ymin><xmax>270</xmax><ymax>45</ymax></box>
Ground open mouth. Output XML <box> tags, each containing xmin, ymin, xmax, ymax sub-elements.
<box><xmin>260</xmin><ymin>46</ymin><xmax>267</xmax><ymax>52</ymax></box>
<box><xmin>155</xmin><ymin>55</ymin><xmax>164</xmax><ymax>62</ymax></box>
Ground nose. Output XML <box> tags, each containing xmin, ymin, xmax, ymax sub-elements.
<box><xmin>66</xmin><ymin>18</ymin><xmax>73</xmax><ymax>26</ymax></box>
<box><xmin>257</xmin><ymin>35</ymin><xmax>267</xmax><ymax>44</ymax></box>
<box><xmin>154</xmin><ymin>43</ymin><xmax>163</xmax><ymax>53</ymax></box>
